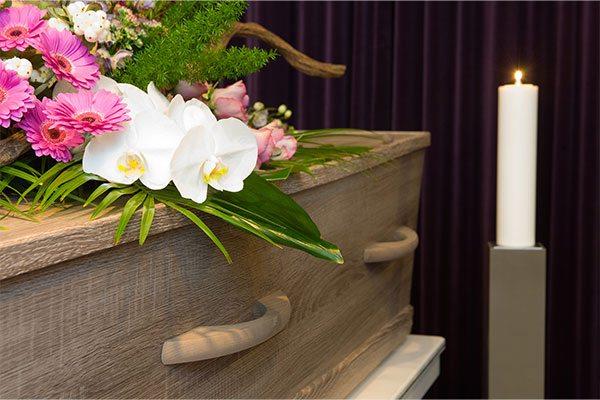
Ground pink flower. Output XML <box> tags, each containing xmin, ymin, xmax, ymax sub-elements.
<box><xmin>0</xmin><ymin>5</ymin><xmax>47</xmax><ymax>51</ymax></box>
<box><xmin>20</xmin><ymin>99</ymin><xmax>84</xmax><ymax>162</ymax></box>
<box><xmin>212</xmin><ymin>80</ymin><xmax>249</xmax><ymax>122</ymax></box>
<box><xmin>0</xmin><ymin>64</ymin><xmax>35</xmax><ymax>128</ymax></box>
<box><xmin>175</xmin><ymin>81</ymin><xmax>209</xmax><ymax>101</ymax></box>
<box><xmin>45</xmin><ymin>90</ymin><xmax>130</xmax><ymax>136</ymax></box>
<box><xmin>271</xmin><ymin>135</ymin><xmax>297</xmax><ymax>161</ymax></box>
<box><xmin>37</xmin><ymin>28</ymin><xmax>100</xmax><ymax>89</ymax></box>
<box><xmin>253</xmin><ymin>128</ymin><xmax>275</xmax><ymax>168</ymax></box>
<box><xmin>252</xmin><ymin>120</ymin><xmax>297</xmax><ymax>168</ymax></box>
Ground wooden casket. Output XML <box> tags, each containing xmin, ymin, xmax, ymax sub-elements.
<box><xmin>0</xmin><ymin>131</ymin><xmax>430</xmax><ymax>399</ymax></box>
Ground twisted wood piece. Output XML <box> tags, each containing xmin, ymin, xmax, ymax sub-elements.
<box><xmin>221</xmin><ymin>22</ymin><xmax>346</xmax><ymax>78</ymax></box>
<box><xmin>0</xmin><ymin>132</ymin><xmax>29</xmax><ymax>167</ymax></box>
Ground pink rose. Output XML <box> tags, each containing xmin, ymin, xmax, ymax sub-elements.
<box><xmin>212</xmin><ymin>80</ymin><xmax>250</xmax><ymax>122</ymax></box>
<box><xmin>252</xmin><ymin>120</ymin><xmax>289</xmax><ymax>168</ymax></box>
<box><xmin>175</xmin><ymin>81</ymin><xmax>209</xmax><ymax>100</ymax></box>
<box><xmin>254</xmin><ymin>128</ymin><xmax>275</xmax><ymax>168</ymax></box>
<box><xmin>271</xmin><ymin>135</ymin><xmax>297</xmax><ymax>161</ymax></box>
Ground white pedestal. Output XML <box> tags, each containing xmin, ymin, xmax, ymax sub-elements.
<box><xmin>350</xmin><ymin>335</ymin><xmax>445</xmax><ymax>399</ymax></box>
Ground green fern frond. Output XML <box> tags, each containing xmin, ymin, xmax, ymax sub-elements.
<box><xmin>113</xmin><ymin>1</ymin><xmax>272</xmax><ymax>90</ymax></box>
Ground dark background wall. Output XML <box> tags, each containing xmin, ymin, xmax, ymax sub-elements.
<box><xmin>242</xmin><ymin>1</ymin><xmax>599</xmax><ymax>398</ymax></box>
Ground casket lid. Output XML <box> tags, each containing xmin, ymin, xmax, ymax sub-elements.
<box><xmin>0</xmin><ymin>131</ymin><xmax>429</xmax><ymax>280</ymax></box>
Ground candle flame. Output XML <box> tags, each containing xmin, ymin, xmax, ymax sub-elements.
<box><xmin>514</xmin><ymin>70</ymin><xmax>523</xmax><ymax>84</ymax></box>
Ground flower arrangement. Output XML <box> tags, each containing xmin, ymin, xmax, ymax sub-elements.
<box><xmin>0</xmin><ymin>1</ymin><xmax>369</xmax><ymax>264</ymax></box>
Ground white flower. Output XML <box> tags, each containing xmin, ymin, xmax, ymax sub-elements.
<box><xmin>67</xmin><ymin>1</ymin><xmax>86</xmax><ymax>18</ymax></box>
<box><xmin>48</xmin><ymin>17</ymin><xmax>70</xmax><ymax>32</ymax></box>
<box><xmin>252</xmin><ymin>109</ymin><xmax>268</xmax><ymax>128</ymax></box>
<box><xmin>73</xmin><ymin>10</ymin><xmax>111</xmax><ymax>43</ymax></box>
<box><xmin>83</xmin><ymin>111</ymin><xmax>185</xmax><ymax>189</ymax></box>
<box><xmin>147</xmin><ymin>82</ymin><xmax>171</xmax><ymax>113</ymax></box>
<box><xmin>30</xmin><ymin>66</ymin><xmax>51</xmax><ymax>83</ymax></box>
<box><xmin>171</xmin><ymin>117</ymin><xmax>258</xmax><ymax>204</ymax></box>
<box><xmin>82</xmin><ymin>80</ymin><xmax>186</xmax><ymax>189</ymax></box>
<box><xmin>83</xmin><ymin>78</ymin><xmax>257</xmax><ymax>200</ymax></box>
<box><xmin>3</xmin><ymin>57</ymin><xmax>33</xmax><ymax>79</ymax></box>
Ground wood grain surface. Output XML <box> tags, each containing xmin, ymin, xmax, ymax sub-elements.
<box><xmin>0</xmin><ymin>132</ymin><xmax>428</xmax><ymax>399</ymax></box>
<box><xmin>0</xmin><ymin>131</ymin><xmax>429</xmax><ymax>281</ymax></box>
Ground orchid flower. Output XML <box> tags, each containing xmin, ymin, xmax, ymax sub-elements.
<box><xmin>81</xmin><ymin>81</ymin><xmax>185</xmax><ymax>189</ymax></box>
<box><xmin>80</xmin><ymin>78</ymin><xmax>257</xmax><ymax>199</ymax></box>
<box><xmin>170</xmin><ymin>103</ymin><xmax>258</xmax><ymax>204</ymax></box>
<box><xmin>82</xmin><ymin>110</ymin><xmax>185</xmax><ymax>189</ymax></box>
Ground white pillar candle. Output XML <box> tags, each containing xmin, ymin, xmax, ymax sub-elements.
<box><xmin>496</xmin><ymin>71</ymin><xmax>539</xmax><ymax>247</ymax></box>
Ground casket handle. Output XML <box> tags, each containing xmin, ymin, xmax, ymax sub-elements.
<box><xmin>161</xmin><ymin>291</ymin><xmax>291</xmax><ymax>365</ymax></box>
<box><xmin>363</xmin><ymin>226</ymin><xmax>419</xmax><ymax>263</ymax></box>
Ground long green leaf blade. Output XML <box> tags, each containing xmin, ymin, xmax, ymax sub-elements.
<box><xmin>91</xmin><ymin>186</ymin><xmax>139</xmax><ymax>219</ymax></box>
<box><xmin>114</xmin><ymin>191</ymin><xmax>146</xmax><ymax>244</ymax></box>
<box><xmin>163</xmin><ymin>200</ymin><xmax>232</xmax><ymax>264</ymax></box>
<box><xmin>84</xmin><ymin>183</ymin><xmax>120</xmax><ymax>207</ymax></box>
<box><xmin>23</xmin><ymin>160</ymin><xmax>74</xmax><ymax>202</ymax></box>
<box><xmin>207</xmin><ymin>173</ymin><xmax>343</xmax><ymax>264</ymax></box>
<box><xmin>139</xmin><ymin>195</ymin><xmax>155</xmax><ymax>245</ymax></box>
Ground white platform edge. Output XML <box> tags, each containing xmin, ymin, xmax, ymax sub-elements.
<box><xmin>349</xmin><ymin>335</ymin><xmax>446</xmax><ymax>399</ymax></box>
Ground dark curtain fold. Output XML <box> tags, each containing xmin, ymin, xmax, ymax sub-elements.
<box><xmin>243</xmin><ymin>2</ymin><xmax>599</xmax><ymax>398</ymax></box>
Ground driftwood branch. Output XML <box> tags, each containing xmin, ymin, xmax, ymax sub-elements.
<box><xmin>221</xmin><ymin>22</ymin><xmax>346</xmax><ymax>78</ymax></box>
<box><xmin>0</xmin><ymin>132</ymin><xmax>29</xmax><ymax>167</ymax></box>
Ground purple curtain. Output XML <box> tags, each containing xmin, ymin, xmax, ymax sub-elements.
<box><xmin>243</xmin><ymin>2</ymin><xmax>599</xmax><ymax>398</ymax></box>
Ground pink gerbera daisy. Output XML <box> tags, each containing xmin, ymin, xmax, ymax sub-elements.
<box><xmin>0</xmin><ymin>64</ymin><xmax>35</xmax><ymax>128</ymax></box>
<box><xmin>0</xmin><ymin>5</ymin><xmax>47</xmax><ymax>51</ymax></box>
<box><xmin>37</xmin><ymin>28</ymin><xmax>99</xmax><ymax>90</ymax></box>
<box><xmin>45</xmin><ymin>90</ymin><xmax>130</xmax><ymax>136</ymax></box>
<box><xmin>19</xmin><ymin>99</ymin><xmax>84</xmax><ymax>163</ymax></box>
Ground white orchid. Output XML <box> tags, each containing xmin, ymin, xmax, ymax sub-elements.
<box><xmin>171</xmin><ymin>117</ymin><xmax>258</xmax><ymax>204</ymax></box>
<box><xmin>82</xmin><ymin>110</ymin><xmax>185</xmax><ymax>189</ymax></box>
<box><xmin>82</xmin><ymin>79</ymin><xmax>186</xmax><ymax>189</ymax></box>
<box><xmin>80</xmin><ymin>78</ymin><xmax>258</xmax><ymax>200</ymax></box>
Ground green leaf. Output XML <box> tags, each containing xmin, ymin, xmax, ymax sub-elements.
<box><xmin>22</xmin><ymin>159</ymin><xmax>74</xmax><ymax>203</ymax></box>
<box><xmin>11</xmin><ymin>161</ymin><xmax>41</xmax><ymax>177</ymax></box>
<box><xmin>163</xmin><ymin>200</ymin><xmax>232</xmax><ymax>264</ymax></box>
<box><xmin>153</xmin><ymin>186</ymin><xmax>278</xmax><ymax>247</ymax></box>
<box><xmin>139</xmin><ymin>195</ymin><xmax>155</xmax><ymax>245</ymax></box>
<box><xmin>58</xmin><ymin>173</ymin><xmax>100</xmax><ymax>202</ymax></box>
<box><xmin>0</xmin><ymin>174</ymin><xmax>15</xmax><ymax>193</ymax></box>
<box><xmin>114</xmin><ymin>191</ymin><xmax>147</xmax><ymax>244</ymax></box>
<box><xmin>35</xmin><ymin>164</ymin><xmax>83</xmax><ymax>208</ymax></box>
<box><xmin>258</xmin><ymin>167</ymin><xmax>293</xmax><ymax>181</ymax></box>
<box><xmin>91</xmin><ymin>186</ymin><xmax>139</xmax><ymax>219</ymax></box>
<box><xmin>0</xmin><ymin>196</ymin><xmax>35</xmax><ymax>221</ymax></box>
<box><xmin>35</xmin><ymin>173</ymin><xmax>99</xmax><ymax>211</ymax></box>
<box><xmin>294</xmin><ymin>128</ymin><xmax>370</xmax><ymax>141</ymax></box>
<box><xmin>0</xmin><ymin>166</ymin><xmax>38</xmax><ymax>183</ymax></box>
<box><xmin>206</xmin><ymin>173</ymin><xmax>343</xmax><ymax>264</ymax></box>
<box><xmin>84</xmin><ymin>182</ymin><xmax>122</xmax><ymax>207</ymax></box>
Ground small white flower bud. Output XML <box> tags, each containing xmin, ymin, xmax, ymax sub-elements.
<box><xmin>253</xmin><ymin>101</ymin><xmax>265</xmax><ymax>111</ymax></box>
<box><xmin>284</xmin><ymin>110</ymin><xmax>292</xmax><ymax>119</ymax></box>
<box><xmin>67</xmin><ymin>1</ymin><xmax>86</xmax><ymax>18</ymax></box>
<box><xmin>74</xmin><ymin>10</ymin><xmax>111</xmax><ymax>43</ymax></box>
<box><xmin>277</xmin><ymin>104</ymin><xmax>287</xmax><ymax>114</ymax></box>
<box><xmin>48</xmin><ymin>17</ymin><xmax>70</xmax><ymax>32</ymax></box>
<box><xmin>3</xmin><ymin>57</ymin><xmax>33</xmax><ymax>79</ymax></box>
<box><xmin>30</xmin><ymin>66</ymin><xmax>52</xmax><ymax>83</ymax></box>
<box><xmin>252</xmin><ymin>110</ymin><xmax>269</xmax><ymax>128</ymax></box>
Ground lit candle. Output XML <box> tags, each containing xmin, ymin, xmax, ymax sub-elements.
<box><xmin>496</xmin><ymin>70</ymin><xmax>539</xmax><ymax>247</ymax></box>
